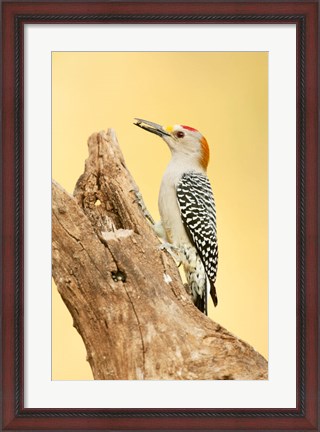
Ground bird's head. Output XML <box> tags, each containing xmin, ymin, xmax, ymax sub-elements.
<box><xmin>134</xmin><ymin>118</ymin><xmax>210</xmax><ymax>170</ymax></box>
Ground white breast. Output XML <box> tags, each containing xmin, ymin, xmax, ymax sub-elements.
<box><xmin>158</xmin><ymin>156</ymin><xmax>204</xmax><ymax>247</ymax></box>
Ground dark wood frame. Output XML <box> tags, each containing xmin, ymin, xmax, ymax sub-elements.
<box><xmin>2</xmin><ymin>1</ymin><xmax>319</xmax><ymax>430</ymax></box>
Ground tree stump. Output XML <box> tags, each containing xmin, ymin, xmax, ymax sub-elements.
<box><xmin>52</xmin><ymin>129</ymin><xmax>268</xmax><ymax>380</ymax></box>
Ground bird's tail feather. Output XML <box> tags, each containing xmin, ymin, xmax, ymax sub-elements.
<box><xmin>195</xmin><ymin>288</ymin><xmax>207</xmax><ymax>315</ymax></box>
<box><xmin>210</xmin><ymin>280</ymin><xmax>218</xmax><ymax>307</ymax></box>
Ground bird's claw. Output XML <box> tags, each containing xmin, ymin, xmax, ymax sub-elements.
<box><xmin>131</xmin><ymin>189</ymin><xmax>155</xmax><ymax>225</ymax></box>
<box><xmin>158</xmin><ymin>242</ymin><xmax>182</xmax><ymax>265</ymax></box>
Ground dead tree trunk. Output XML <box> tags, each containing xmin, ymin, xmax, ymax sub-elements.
<box><xmin>52</xmin><ymin>129</ymin><xmax>268</xmax><ymax>380</ymax></box>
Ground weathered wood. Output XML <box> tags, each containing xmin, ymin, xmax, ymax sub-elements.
<box><xmin>52</xmin><ymin>129</ymin><xmax>268</xmax><ymax>380</ymax></box>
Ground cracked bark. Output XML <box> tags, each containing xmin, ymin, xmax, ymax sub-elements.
<box><xmin>52</xmin><ymin>129</ymin><xmax>268</xmax><ymax>380</ymax></box>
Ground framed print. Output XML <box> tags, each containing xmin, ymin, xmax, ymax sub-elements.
<box><xmin>2</xmin><ymin>1</ymin><xmax>319</xmax><ymax>431</ymax></box>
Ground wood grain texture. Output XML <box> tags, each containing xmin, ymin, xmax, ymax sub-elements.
<box><xmin>52</xmin><ymin>129</ymin><xmax>268</xmax><ymax>380</ymax></box>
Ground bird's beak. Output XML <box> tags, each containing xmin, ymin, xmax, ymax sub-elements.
<box><xmin>134</xmin><ymin>118</ymin><xmax>171</xmax><ymax>137</ymax></box>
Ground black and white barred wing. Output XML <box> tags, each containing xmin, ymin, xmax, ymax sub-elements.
<box><xmin>176</xmin><ymin>171</ymin><xmax>218</xmax><ymax>306</ymax></box>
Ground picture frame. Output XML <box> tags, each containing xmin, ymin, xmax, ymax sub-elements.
<box><xmin>2</xmin><ymin>1</ymin><xmax>318</xmax><ymax>430</ymax></box>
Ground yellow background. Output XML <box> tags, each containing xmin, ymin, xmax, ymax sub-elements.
<box><xmin>52</xmin><ymin>52</ymin><xmax>268</xmax><ymax>380</ymax></box>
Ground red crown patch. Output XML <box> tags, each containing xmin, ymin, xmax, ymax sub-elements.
<box><xmin>181</xmin><ymin>125</ymin><xmax>198</xmax><ymax>132</ymax></box>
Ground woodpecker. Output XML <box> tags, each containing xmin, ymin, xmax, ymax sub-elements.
<box><xmin>134</xmin><ymin>118</ymin><xmax>218</xmax><ymax>315</ymax></box>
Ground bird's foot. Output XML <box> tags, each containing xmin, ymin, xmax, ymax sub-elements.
<box><xmin>158</xmin><ymin>242</ymin><xmax>182</xmax><ymax>264</ymax></box>
<box><xmin>131</xmin><ymin>189</ymin><xmax>155</xmax><ymax>225</ymax></box>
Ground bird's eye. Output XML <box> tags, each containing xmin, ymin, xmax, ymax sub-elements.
<box><xmin>176</xmin><ymin>131</ymin><xmax>185</xmax><ymax>138</ymax></box>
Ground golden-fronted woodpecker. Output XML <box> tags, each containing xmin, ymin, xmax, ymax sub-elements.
<box><xmin>134</xmin><ymin>118</ymin><xmax>218</xmax><ymax>315</ymax></box>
